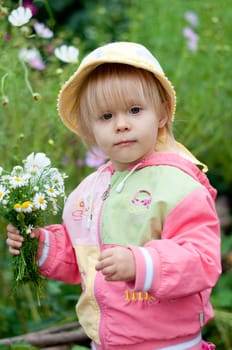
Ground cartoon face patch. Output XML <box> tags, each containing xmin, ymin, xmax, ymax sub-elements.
<box><xmin>131</xmin><ymin>190</ymin><xmax>152</xmax><ymax>209</ymax></box>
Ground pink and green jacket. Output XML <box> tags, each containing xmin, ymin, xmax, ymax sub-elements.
<box><xmin>37</xmin><ymin>152</ymin><xmax>221</xmax><ymax>350</ymax></box>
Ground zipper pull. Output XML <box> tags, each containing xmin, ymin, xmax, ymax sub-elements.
<box><xmin>102</xmin><ymin>184</ymin><xmax>111</xmax><ymax>200</ymax></box>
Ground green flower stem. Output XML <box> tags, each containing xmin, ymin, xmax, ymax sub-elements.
<box><xmin>12</xmin><ymin>227</ymin><xmax>44</xmax><ymax>304</ymax></box>
<box><xmin>34</xmin><ymin>0</ymin><xmax>56</xmax><ymax>28</ymax></box>
<box><xmin>0</xmin><ymin>72</ymin><xmax>8</xmax><ymax>97</ymax></box>
<box><xmin>23</xmin><ymin>284</ymin><xmax>41</xmax><ymax>321</ymax></box>
<box><xmin>20</xmin><ymin>59</ymin><xmax>35</xmax><ymax>97</ymax></box>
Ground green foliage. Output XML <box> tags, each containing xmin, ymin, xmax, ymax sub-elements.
<box><xmin>125</xmin><ymin>0</ymin><xmax>232</xmax><ymax>193</ymax></box>
<box><xmin>0</xmin><ymin>0</ymin><xmax>87</xmax><ymax>339</ymax></box>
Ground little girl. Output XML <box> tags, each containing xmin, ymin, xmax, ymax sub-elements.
<box><xmin>7</xmin><ymin>42</ymin><xmax>221</xmax><ymax>350</ymax></box>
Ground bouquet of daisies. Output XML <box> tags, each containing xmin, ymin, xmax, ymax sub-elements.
<box><xmin>0</xmin><ymin>152</ymin><xmax>66</xmax><ymax>300</ymax></box>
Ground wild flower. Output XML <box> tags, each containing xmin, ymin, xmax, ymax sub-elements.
<box><xmin>8</xmin><ymin>6</ymin><xmax>32</xmax><ymax>27</ymax></box>
<box><xmin>183</xmin><ymin>27</ymin><xmax>199</xmax><ymax>52</ymax></box>
<box><xmin>19</xmin><ymin>47</ymin><xmax>46</xmax><ymax>71</ymax></box>
<box><xmin>24</xmin><ymin>152</ymin><xmax>51</xmax><ymax>173</ymax></box>
<box><xmin>183</xmin><ymin>11</ymin><xmax>199</xmax><ymax>53</ymax></box>
<box><xmin>54</xmin><ymin>45</ymin><xmax>79</xmax><ymax>63</ymax></box>
<box><xmin>0</xmin><ymin>185</ymin><xmax>8</xmax><ymax>201</ymax></box>
<box><xmin>0</xmin><ymin>152</ymin><xmax>67</xmax><ymax>301</ymax></box>
<box><xmin>33</xmin><ymin>193</ymin><xmax>47</xmax><ymax>210</ymax></box>
<box><xmin>10</xmin><ymin>175</ymin><xmax>28</xmax><ymax>188</ymax></box>
<box><xmin>184</xmin><ymin>11</ymin><xmax>199</xmax><ymax>28</ymax></box>
<box><xmin>85</xmin><ymin>147</ymin><xmax>107</xmax><ymax>168</ymax></box>
<box><xmin>23</xmin><ymin>0</ymin><xmax>38</xmax><ymax>15</ymax></box>
<box><xmin>33</xmin><ymin>22</ymin><xmax>54</xmax><ymax>39</ymax></box>
<box><xmin>4</xmin><ymin>2</ymin><xmax>80</xmax><ymax>106</ymax></box>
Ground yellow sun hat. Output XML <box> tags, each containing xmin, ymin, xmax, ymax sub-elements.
<box><xmin>58</xmin><ymin>41</ymin><xmax>176</xmax><ymax>133</ymax></box>
<box><xmin>57</xmin><ymin>41</ymin><xmax>207</xmax><ymax>171</ymax></box>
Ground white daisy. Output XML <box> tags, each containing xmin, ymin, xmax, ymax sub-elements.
<box><xmin>24</xmin><ymin>152</ymin><xmax>51</xmax><ymax>173</ymax></box>
<box><xmin>54</xmin><ymin>45</ymin><xmax>79</xmax><ymax>63</ymax></box>
<box><xmin>14</xmin><ymin>203</ymin><xmax>22</xmax><ymax>212</ymax></box>
<box><xmin>25</xmin><ymin>225</ymin><xmax>34</xmax><ymax>234</ymax></box>
<box><xmin>45</xmin><ymin>184</ymin><xmax>58</xmax><ymax>198</ymax></box>
<box><xmin>33</xmin><ymin>193</ymin><xmax>47</xmax><ymax>210</ymax></box>
<box><xmin>0</xmin><ymin>185</ymin><xmax>8</xmax><ymax>202</ymax></box>
<box><xmin>10</xmin><ymin>175</ymin><xmax>27</xmax><ymax>188</ymax></box>
<box><xmin>11</xmin><ymin>166</ymin><xmax>24</xmax><ymax>176</ymax></box>
<box><xmin>8</xmin><ymin>6</ymin><xmax>32</xmax><ymax>27</ymax></box>
<box><xmin>49</xmin><ymin>168</ymin><xmax>66</xmax><ymax>187</ymax></box>
<box><xmin>21</xmin><ymin>201</ymin><xmax>33</xmax><ymax>213</ymax></box>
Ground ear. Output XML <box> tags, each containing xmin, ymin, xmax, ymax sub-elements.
<box><xmin>158</xmin><ymin>102</ymin><xmax>169</xmax><ymax>129</ymax></box>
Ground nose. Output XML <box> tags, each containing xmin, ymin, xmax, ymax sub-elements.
<box><xmin>115</xmin><ymin>113</ymin><xmax>130</xmax><ymax>133</ymax></box>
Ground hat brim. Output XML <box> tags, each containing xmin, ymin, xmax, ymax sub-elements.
<box><xmin>58</xmin><ymin>55</ymin><xmax>176</xmax><ymax>135</ymax></box>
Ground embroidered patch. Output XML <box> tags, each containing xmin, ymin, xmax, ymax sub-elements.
<box><xmin>131</xmin><ymin>190</ymin><xmax>152</xmax><ymax>208</ymax></box>
<box><xmin>72</xmin><ymin>199</ymin><xmax>89</xmax><ymax>221</ymax></box>
<box><xmin>125</xmin><ymin>290</ymin><xmax>159</xmax><ymax>304</ymax></box>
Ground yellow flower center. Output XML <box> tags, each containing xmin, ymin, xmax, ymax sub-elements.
<box><xmin>14</xmin><ymin>203</ymin><xmax>21</xmax><ymax>209</ymax></box>
<box><xmin>0</xmin><ymin>191</ymin><xmax>3</xmax><ymax>198</ymax></box>
<box><xmin>39</xmin><ymin>197</ymin><xmax>45</xmax><ymax>204</ymax></box>
<box><xmin>22</xmin><ymin>201</ymin><xmax>32</xmax><ymax>209</ymax></box>
<box><xmin>14</xmin><ymin>177</ymin><xmax>22</xmax><ymax>182</ymax></box>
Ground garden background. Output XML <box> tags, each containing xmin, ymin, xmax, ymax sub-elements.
<box><xmin>0</xmin><ymin>0</ymin><xmax>232</xmax><ymax>349</ymax></box>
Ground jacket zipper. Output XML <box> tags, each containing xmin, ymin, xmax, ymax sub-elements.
<box><xmin>94</xmin><ymin>184</ymin><xmax>111</xmax><ymax>350</ymax></box>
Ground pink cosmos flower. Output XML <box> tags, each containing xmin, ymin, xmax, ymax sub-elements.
<box><xmin>184</xmin><ymin>11</ymin><xmax>199</xmax><ymax>27</ymax></box>
<box><xmin>23</xmin><ymin>0</ymin><xmax>38</xmax><ymax>15</ymax></box>
<box><xmin>34</xmin><ymin>22</ymin><xmax>53</xmax><ymax>39</ymax></box>
<box><xmin>28</xmin><ymin>57</ymin><xmax>46</xmax><ymax>70</ymax></box>
<box><xmin>85</xmin><ymin>147</ymin><xmax>107</xmax><ymax>168</ymax></box>
<box><xmin>19</xmin><ymin>47</ymin><xmax>46</xmax><ymax>70</ymax></box>
<box><xmin>183</xmin><ymin>27</ymin><xmax>199</xmax><ymax>52</ymax></box>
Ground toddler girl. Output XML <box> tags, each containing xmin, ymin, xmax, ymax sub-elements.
<box><xmin>7</xmin><ymin>42</ymin><xmax>221</xmax><ymax>350</ymax></box>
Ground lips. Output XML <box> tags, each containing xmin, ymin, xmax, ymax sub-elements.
<box><xmin>114</xmin><ymin>140</ymin><xmax>136</xmax><ymax>146</ymax></box>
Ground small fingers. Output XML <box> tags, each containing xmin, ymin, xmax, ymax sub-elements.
<box><xmin>6</xmin><ymin>223</ymin><xmax>19</xmax><ymax>233</ymax></box>
<box><xmin>8</xmin><ymin>246</ymin><xmax>21</xmax><ymax>255</ymax></box>
<box><xmin>6</xmin><ymin>225</ymin><xmax>24</xmax><ymax>255</ymax></box>
<box><xmin>6</xmin><ymin>237</ymin><xmax>22</xmax><ymax>255</ymax></box>
<box><xmin>30</xmin><ymin>228</ymin><xmax>40</xmax><ymax>239</ymax></box>
<box><xmin>95</xmin><ymin>259</ymin><xmax>117</xmax><ymax>281</ymax></box>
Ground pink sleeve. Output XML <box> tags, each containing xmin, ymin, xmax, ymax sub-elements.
<box><xmin>37</xmin><ymin>224</ymin><xmax>81</xmax><ymax>284</ymax></box>
<box><xmin>128</xmin><ymin>188</ymin><xmax>221</xmax><ymax>298</ymax></box>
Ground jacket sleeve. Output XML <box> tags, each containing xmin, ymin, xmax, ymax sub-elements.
<box><xmin>128</xmin><ymin>187</ymin><xmax>221</xmax><ymax>298</ymax></box>
<box><xmin>37</xmin><ymin>224</ymin><xmax>81</xmax><ymax>284</ymax></box>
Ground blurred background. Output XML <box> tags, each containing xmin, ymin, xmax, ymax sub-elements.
<box><xmin>0</xmin><ymin>0</ymin><xmax>231</xmax><ymax>349</ymax></box>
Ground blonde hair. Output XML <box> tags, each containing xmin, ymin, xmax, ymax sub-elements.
<box><xmin>76</xmin><ymin>63</ymin><xmax>173</xmax><ymax>149</ymax></box>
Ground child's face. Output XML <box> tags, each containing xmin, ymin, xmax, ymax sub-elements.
<box><xmin>91</xmin><ymin>103</ymin><xmax>165</xmax><ymax>171</ymax></box>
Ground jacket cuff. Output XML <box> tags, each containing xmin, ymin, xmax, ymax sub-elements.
<box><xmin>37</xmin><ymin>228</ymin><xmax>49</xmax><ymax>267</ymax></box>
<box><xmin>127</xmin><ymin>245</ymin><xmax>160</xmax><ymax>292</ymax></box>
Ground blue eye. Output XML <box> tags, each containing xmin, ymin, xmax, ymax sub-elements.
<box><xmin>101</xmin><ymin>113</ymin><xmax>112</xmax><ymax>120</ymax></box>
<box><xmin>130</xmin><ymin>106</ymin><xmax>142</xmax><ymax>114</ymax></box>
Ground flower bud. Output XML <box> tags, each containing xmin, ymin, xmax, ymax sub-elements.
<box><xmin>33</xmin><ymin>93</ymin><xmax>41</xmax><ymax>101</ymax></box>
<box><xmin>2</xmin><ymin>96</ymin><xmax>9</xmax><ymax>106</ymax></box>
<box><xmin>48</xmin><ymin>139</ymin><xmax>55</xmax><ymax>146</ymax></box>
<box><xmin>56</xmin><ymin>68</ymin><xmax>63</xmax><ymax>75</ymax></box>
<box><xmin>0</xmin><ymin>6</ymin><xmax>9</xmax><ymax>17</ymax></box>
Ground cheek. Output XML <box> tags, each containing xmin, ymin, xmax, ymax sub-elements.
<box><xmin>93</xmin><ymin>130</ymin><xmax>108</xmax><ymax>149</ymax></box>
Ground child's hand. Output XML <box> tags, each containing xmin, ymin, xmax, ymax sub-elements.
<box><xmin>6</xmin><ymin>223</ymin><xmax>39</xmax><ymax>255</ymax></box>
<box><xmin>95</xmin><ymin>247</ymin><xmax>135</xmax><ymax>282</ymax></box>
